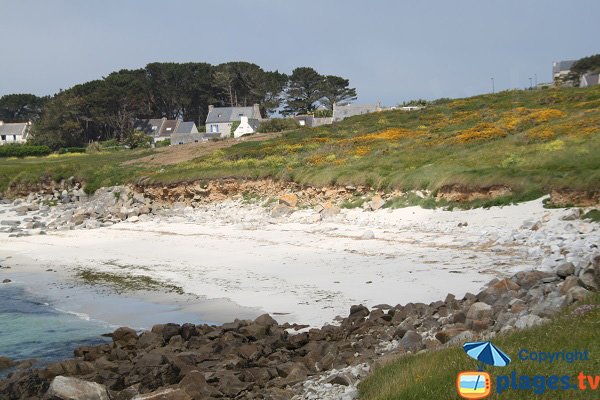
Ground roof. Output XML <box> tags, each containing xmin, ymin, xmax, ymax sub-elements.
<box><xmin>133</xmin><ymin>118</ymin><xmax>165</xmax><ymax>135</ymax></box>
<box><xmin>206</xmin><ymin>106</ymin><xmax>261</xmax><ymax>124</ymax></box>
<box><xmin>174</xmin><ymin>121</ymin><xmax>198</xmax><ymax>134</ymax></box>
<box><xmin>0</xmin><ymin>122</ymin><xmax>29</xmax><ymax>136</ymax></box>
<box><xmin>159</xmin><ymin>120</ymin><xmax>178</xmax><ymax>137</ymax></box>
<box><xmin>552</xmin><ymin>60</ymin><xmax>576</xmax><ymax>74</ymax></box>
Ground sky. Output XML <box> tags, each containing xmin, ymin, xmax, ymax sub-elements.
<box><xmin>0</xmin><ymin>0</ymin><xmax>599</xmax><ymax>106</ymax></box>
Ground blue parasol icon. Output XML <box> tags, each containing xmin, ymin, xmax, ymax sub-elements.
<box><xmin>463</xmin><ymin>341</ymin><xmax>511</xmax><ymax>371</ymax></box>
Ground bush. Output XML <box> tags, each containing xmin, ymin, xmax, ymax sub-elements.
<box><xmin>58</xmin><ymin>147</ymin><xmax>87</xmax><ymax>154</ymax></box>
<box><xmin>124</xmin><ymin>130</ymin><xmax>152</xmax><ymax>149</ymax></box>
<box><xmin>230</xmin><ymin>121</ymin><xmax>241</xmax><ymax>137</ymax></box>
<box><xmin>257</xmin><ymin>118</ymin><xmax>299</xmax><ymax>133</ymax></box>
<box><xmin>314</xmin><ymin>109</ymin><xmax>333</xmax><ymax>117</ymax></box>
<box><xmin>155</xmin><ymin>139</ymin><xmax>170</xmax><ymax>148</ymax></box>
<box><xmin>0</xmin><ymin>144</ymin><xmax>52</xmax><ymax>158</ymax></box>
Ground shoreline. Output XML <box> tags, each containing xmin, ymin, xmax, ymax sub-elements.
<box><xmin>0</xmin><ymin>197</ymin><xmax>568</xmax><ymax>328</ymax></box>
<box><xmin>0</xmin><ymin>189</ymin><xmax>598</xmax><ymax>399</ymax></box>
<box><xmin>0</xmin><ymin>252</ymin><xmax>263</xmax><ymax>330</ymax></box>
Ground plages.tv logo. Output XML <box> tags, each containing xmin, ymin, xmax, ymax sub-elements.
<box><xmin>456</xmin><ymin>341</ymin><xmax>511</xmax><ymax>399</ymax></box>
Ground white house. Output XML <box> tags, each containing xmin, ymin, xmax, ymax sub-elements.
<box><xmin>205</xmin><ymin>104</ymin><xmax>263</xmax><ymax>138</ymax></box>
<box><xmin>233</xmin><ymin>116</ymin><xmax>258</xmax><ymax>138</ymax></box>
<box><xmin>0</xmin><ymin>121</ymin><xmax>31</xmax><ymax>145</ymax></box>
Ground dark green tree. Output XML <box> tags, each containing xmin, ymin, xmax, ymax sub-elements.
<box><xmin>29</xmin><ymin>93</ymin><xmax>87</xmax><ymax>149</ymax></box>
<box><xmin>320</xmin><ymin>75</ymin><xmax>357</xmax><ymax>110</ymax></box>
<box><xmin>0</xmin><ymin>94</ymin><xmax>48</xmax><ymax>122</ymax></box>
<box><xmin>283</xmin><ymin>67</ymin><xmax>324</xmax><ymax>115</ymax></box>
<box><xmin>213</xmin><ymin>62</ymin><xmax>288</xmax><ymax>115</ymax></box>
<box><xmin>568</xmin><ymin>54</ymin><xmax>600</xmax><ymax>85</ymax></box>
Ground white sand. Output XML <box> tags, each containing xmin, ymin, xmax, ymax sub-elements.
<box><xmin>0</xmin><ymin>198</ymin><xmax>597</xmax><ymax>327</ymax></box>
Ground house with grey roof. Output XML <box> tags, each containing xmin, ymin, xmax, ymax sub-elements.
<box><xmin>0</xmin><ymin>121</ymin><xmax>31</xmax><ymax>145</ymax></box>
<box><xmin>205</xmin><ymin>104</ymin><xmax>263</xmax><ymax>138</ymax></box>
<box><xmin>171</xmin><ymin>122</ymin><xmax>202</xmax><ymax>145</ymax></box>
<box><xmin>332</xmin><ymin>103</ymin><xmax>383</xmax><ymax>122</ymax></box>
<box><xmin>133</xmin><ymin>117</ymin><xmax>182</xmax><ymax>143</ymax></box>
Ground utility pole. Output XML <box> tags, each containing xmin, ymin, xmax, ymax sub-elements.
<box><xmin>534</xmin><ymin>73</ymin><xmax>538</xmax><ymax>87</ymax></box>
<box><xmin>491</xmin><ymin>77</ymin><xmax>495</xmax><ymax>94</ymax></box>
<box><xmin>529</xmin><ymin>77</ymin><xmax>533</xmax><ymax>89</ymax></box>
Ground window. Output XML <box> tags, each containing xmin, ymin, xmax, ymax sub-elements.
<box><xmin>299</xmin><ymin>120</ymin><xmax>306</xmax><ymax>126</ymax></box>
<box><xmin>0</xmin><ymin>135</ymin><xmax>5</xmax><ymax>141</ymax></box>
<box><xmin>166</xmin><ymin>127</ymin><xmax>172</xmax><ymax>131</ymax></box>
<box><xmin>210</xmin><ymin>124</ymin><xmax>219</xmax><ymax>133</ymax></box>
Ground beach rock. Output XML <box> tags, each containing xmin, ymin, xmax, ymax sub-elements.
<box><xmin>271</xmin><ymin>204</ymin><xmax>292</xmax><ymax>218</ymax></box>
<box><xmin>178</xmin><ymin>370</ymin><xmax>219</xmax><ymax>398</ymax></box>
<box><xmin>47</xmin><ymin>376</ymin><xmax>109</xmax><ymax>400</ymax></box>
<box><xmin>132</xmin><ymin>388</ymin><xmax>192</xmax><ymax>400</ymax></box>
<box><xmin>566</xmin><ymin>286</ymin><xmax>592</xmax><ymax>304</ymax></box>
<box><xmin>1</xmin><ymin>220</ymin><xmax>20</xmax><ymax>226</ymax></box>
<box><xmin>368</xmin><ymin>195</ymin><xmax>385</xmax><ymax>211</ymax></box>
<box><xmin>112</xmin><ymin>327</ymin><xmax>139</xmax><ymax>347</ymax></box>
<box><xmin>0</xmin><ymin>356</ymin><xmax>15</xmax><ymax>370</ymax></box>
<box><xmin>2</xmin><ymin>279</ymin><xmax>11</xmax><ymax>283</ymax></box>
<box><xmin>578</xmin><ymin>267</ymin><xmax>599</xmax><ymax>291</ymax></box>
<box><xmin>399</xmin><ymin>330</ymin><xmax>423</xmax><ymax>352</ymax></box>
<box><xmin>556</xmin><ymin>262</ymin><xmax>575</xmax><ymax>278</ymax></box>
<box><xmin>514</xmin><ymin>315</ymin><xmax>546</xmax><ymax>329</ymax></box>
<box><xmin>348</xmin><ymin>304</ymin><xmax>370</xmax><ymax>319</ymax></box>
<box><xmin>361</xmin><ymin>230</ymin><xmax>375</xmax><ymax>240</ymax></box>
<box><xmin>321</xmin><ymin>202</ymin><xmax>340</xmax><ymax>217</ymax></box>
<box><xmin>278</xmin><ymin>193</ymin><xmax>298</xmax><ymax>208</ymax></box>
<box><xmin>466</xmin><ymin>302</ymin><xmax>493</xmax><ymax>321</ymax></box>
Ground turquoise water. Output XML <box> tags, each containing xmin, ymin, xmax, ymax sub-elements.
<box><xmin>0</xmin><ymin>285</ymin><xmax>112</xmax><ymax>377</ymax></box>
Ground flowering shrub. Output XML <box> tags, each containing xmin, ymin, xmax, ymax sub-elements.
<box><xmin>526</xmin><ymin>127</ymin><xmax>555</xmax><ymax>140</ymax></box>
<box><xmin>353</xmin><ymin>146</ymin><xmax>371</xmax><ymax>157</ymax></box>
<box><xmin>527</xmin><ymin>109</ymin><xmax>565</xmax><ymax>122</ymax></box>
<box><xmin>455</xmin><ymin>123</ymin><xmax>505</xmax><ymax>142</ymax></box>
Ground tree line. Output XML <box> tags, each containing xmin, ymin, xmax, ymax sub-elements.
<box><xmin>0</xmin><ymin>62</ymin><xmax>356</xmax><ymax>149</ymax></box>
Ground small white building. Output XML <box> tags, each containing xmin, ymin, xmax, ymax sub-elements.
<box><xmin>233</xmin><ymin>116</ymin><xmax>257</xmax><ymax>138</ymax></box>
<box><xmin>0</xmin><ymin>121</ymin><xmax>31</xmax><ymax>145</ymax></box>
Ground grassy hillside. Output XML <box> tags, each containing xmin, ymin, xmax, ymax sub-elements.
<box><xmin>358</xmin><ymin>294</ymin><xmax>600</xmax><ymax>399</ymax></box>
<box><xmin>1</xmin><ymin>86</ymin><xmax>599</xmax><ymax>199</ymax></box>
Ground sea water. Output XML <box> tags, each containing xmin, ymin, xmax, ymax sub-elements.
<box><xmin>0</xmin><ymin>285</ymin><xmax>111</xmax><ymax>377</ymax></box>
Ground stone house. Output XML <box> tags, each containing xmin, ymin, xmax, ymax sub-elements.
<box><xmin>293</xmin><ymin>115</ymin><xmax>333</xmax><ymax>128</ymax></box>
<box><xmin>0</xmin><ymin>121</ymin><xmax>31</xmax><ymax>145</ymax></box>
<box><xmin>332</xmin><ymin>103</ymin><xmax>383</xmax><ymax>122</ymax></box>
<box><xmin>205</xmin><ymin>104</ymin><xmax>262</xmax><ymax>138</ymax></box>
<box><xmin>170</xmin><ymin>122</ymin><xmax>202</xmax><ymax>145</ymax></box>
<box><xmin>133</xmin><ymin>118</ymin><xmax>192</xmax><ymax>143</ymax></box>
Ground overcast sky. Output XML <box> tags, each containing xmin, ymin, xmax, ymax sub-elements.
<box><xmin>1</xmin><ymin>0</ymin><xmax>598</xmax><ymax>105</ymax></box>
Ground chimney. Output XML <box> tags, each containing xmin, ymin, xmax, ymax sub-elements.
<box><xmin>253</xmin><ymin>103</ymin><xmax>261</xmax><ymax>119</ymax></box>
<box><xmin>208</xmin><ymin>105</ymin><xmax>214</xmax><ymax>113</ymax></box>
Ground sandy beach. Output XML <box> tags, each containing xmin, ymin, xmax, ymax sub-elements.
<box><xmin>2</xmin><ymin>198</ymin><xmax>595</xmax><ymax>328</ymax></box>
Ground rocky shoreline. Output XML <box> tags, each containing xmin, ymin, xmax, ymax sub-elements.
<box><xmin>1</xmin><ymin>180</ymin><xmax>599</xmax><ymax>399</ymax></box>
<box><xmin>0</xmin><ymin>254</ymin><xmax>598</xmax><ymax>399</ymax></box>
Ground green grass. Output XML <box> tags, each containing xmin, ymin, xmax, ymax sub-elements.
<box><xmin>1</xmin><ymin>86</ymin><xmax>599</xmax><ymax>204</ymax></box>
<box><xmin>0</xmin><ymin>149</ymin><xmax>152</xmax><ymax>195</ymax></box>
<box><xmin>583</xmin><ymin>209</ymin><xmax>600</xmax><ymax>222</ymax></box>
<box><xmin>358</xmin><ymin>295</ymin><xmax>600</xmax><ymax>399</ymax></box>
